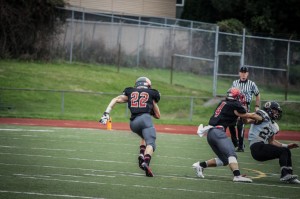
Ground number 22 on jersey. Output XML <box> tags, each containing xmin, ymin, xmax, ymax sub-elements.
<box><xmin>130</xmin><ymin>92</ymin><xmax>149</xmax><ymax>108</ymax></box>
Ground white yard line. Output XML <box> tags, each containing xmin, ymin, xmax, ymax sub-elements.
<box><xmin>0</xmin><ymin>190</ymin><xmax>105</xmax><ymax>199</ymax></box>
<box><xmin>0</xmin><ymin>128</ymin><xmax>53</xmax><ymax>132</ymax></box>
<box><xmin>0</xmin><ymin>162</ymin><xmax>299</xmax><ymax>191</ymax></box>
<box><xmin>0</xmin><ymin>175</ymin><xmax>292</xmax><ymax>199</ymax></box>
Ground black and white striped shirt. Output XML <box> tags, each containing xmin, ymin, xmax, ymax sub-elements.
<box><xmin>231</xmin><ymin>79</ymin><xmax>259</xmax><ymax>105</ymax></box>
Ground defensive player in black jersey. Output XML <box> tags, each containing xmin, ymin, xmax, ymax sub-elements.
<box><xmin>193</xmin><ymin>87</ymin><xmax>261</xmax><ymax>183</ymax></box>
<box><xmin>99</xmin><ymin>77</ymin><xmax>160</xmax><ymax>177</ymax></box>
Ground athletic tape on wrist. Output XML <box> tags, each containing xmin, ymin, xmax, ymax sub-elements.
<box><xmin>105</xmin><ymin>107</ymin><xmax>112</xmax><ymax>114</ymax></box>
<box><xmin>282</xmin><ymin>144</ymin><xmax>288</xmax><ymax>148</ymax></box>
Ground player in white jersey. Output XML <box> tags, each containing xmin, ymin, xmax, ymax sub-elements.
<box><xmin>246</xmin><ymin>101</ymin><xmax>299</xmax><ymax>184</ymax></box>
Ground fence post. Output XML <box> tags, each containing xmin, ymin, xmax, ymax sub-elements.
<box><xmin>69</xmin><ymin>10</ymin><xmax>74</xmax><ymax>63</ymax></box>
<box><xmin>61</xmin><ymin>91</ymin><xmax>64</xmax><ymax>114</ymax></box>
<box><xmin>137</xmin><ymin>16</ymin><xmax>141</xmax><ymax>67</ymax></box>
<box><xmin>213</xmin><ymin>26</ymin><xmax>219</xmax><ymax>97</ymax></box>
<box><xmin>189</xmin><ymin>97</ymin><xmax>194</xmax><ymax>121</ymax></box>
<box><xmin>81</xmin><ymin>9</ymin><xmax>85</xmax><ymax>60</ymax></box>
<box><xmin>170</xmin><ymin>54</ymin><xmax>174</xmax><ymax>84</ymax></box>
<box><xmin>286</xmin><ymin>41</ymin><xmax>291</xmax><ymax>100</ymax></box>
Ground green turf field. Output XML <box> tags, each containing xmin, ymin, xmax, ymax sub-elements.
<box><xmin>0</xmin><ymin>125</ymin><xmax>299</xmax><ymax>199</ymax></box>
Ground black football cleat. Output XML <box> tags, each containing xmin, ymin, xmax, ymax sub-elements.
<box><xmin>138</xmin><ymin>154</ymin><xmax>145</xmax><ymax>171</ymax></box>
<box><xmin>141</xmin><ymin>162</ymin><xmax>154</xmax><ymax>177</ymax></box>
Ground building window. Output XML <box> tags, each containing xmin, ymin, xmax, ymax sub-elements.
<box><xmin>176</xmin><ymin>0</ymin><xmax>184</xmax><ymax>7</ymax></box>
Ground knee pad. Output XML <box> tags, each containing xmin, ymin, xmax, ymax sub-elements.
<box><xmin>147</xmin><ymin>142</ymin><xmax>156</xmax><ymax>152</ymax></box>
<box><xmin>215</xmin><ymin>158</ymin><xmax>224</xmax><ymax>166</ymax></box>
<box><xmin>228</xmin><ymin>156</ymin><xmax>238</xmax><ymax>164</ymax></box>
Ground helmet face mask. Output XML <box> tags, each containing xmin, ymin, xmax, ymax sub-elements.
<box><xmin>135</xmin><ymin>77</ymin><xmax>151</xmax><ymax>89</ymax></box>
<box><xmin>263</xmin><ymin>101</ymin><xmax>282</xmax><ymax>120</ymax></box>
<box><xmin>226</xmin><ymin>87</ymin><xmax>241</xmax><ymax>100</ymax></box>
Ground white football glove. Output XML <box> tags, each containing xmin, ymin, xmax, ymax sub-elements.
<box><xmin>99</xmin><ymin>112</ymin><xmax>110</xmax><ymax>125</ymax></box>
<box><xmin>197</xmin><ymin>124</ymin><xmax>213</xmax><ymax>137</ymax></box>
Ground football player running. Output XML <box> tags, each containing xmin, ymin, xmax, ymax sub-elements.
<box><xmin>245</xmin><ymin>101</ymin><xmax>299</xmax><ymax>184</ymax></box>
<box><xmin>193</xmin><ymin>87</ymin><xmax>262</xmax><ymax>183</ymax></box>
<box><xmin>99</xmin><ymin>77</ymin><xmax>161</xmax><ymax>177</ymax></box>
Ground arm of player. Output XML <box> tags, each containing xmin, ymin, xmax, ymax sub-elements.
<box><xmin>106</xmin><ymin>95</ymin><xmax>128</xmax><ymax>113</ymax></box>
<box><xmin>99</xmin><ymin>95</ymin><xmax>128</xmax><ymax>124</ymax></box>
<box><xmin>234</xmin><ymin>111</ymin><xmax>263</xmax><ymax>124</ymax></box>
<box><xmin>254</xmin><ymin>94</ymin><xmax>261</xmax><ymax>111</ymax></box>
<box><xmin>152</xmin><ymin>100</ymin><xmax>160</xmax><ymax>119</ymax></box>
<box><xmin>268</xmin><ymin>136</ymin><xmax>299</xmax><ymax>149</ymax></box>
<box><xmin>269</xmin><ymin>136</ymin><xmax>284</xmax><ymax>147</ymax></box>
<box><xmin>287</xmin><ymin>143</ymin><xmax>300</xmax><ymax>149</ymax></box>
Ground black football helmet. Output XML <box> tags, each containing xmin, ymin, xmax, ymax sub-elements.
<box><xmin>226</xmin><ymin>87</ymin><xmax>241</xmax><ymax>100</ymax></box>
<box><xmin>263</xmin><ymin>101</ymin><xmax>282</xmax><ymax>120</ymax></box>
<box><xmin>135</xmin><ymin>77</ymin><xmax>151</xmax><ymax>88</ymax></box>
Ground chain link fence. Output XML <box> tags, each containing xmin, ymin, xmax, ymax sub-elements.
<box><xmin>1</xmin><ymin>7</ymin><xmax>300</xmax><ymax>129</ymax></box>
<box><xmin>51</xmin><ymin>7</ymin><xmax>300</xmax><ymax>100</ymax></box>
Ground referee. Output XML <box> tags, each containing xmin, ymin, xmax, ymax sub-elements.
<box><xmin>229</xmin><ymin>66</ymin><xmax>260</xmax><ymax>152</ymax></box>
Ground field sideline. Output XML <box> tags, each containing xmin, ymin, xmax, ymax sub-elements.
<box><xmin>0</xmin><ymin>118</ymin><xmax>300</xmax><ymax>199</ymax></box>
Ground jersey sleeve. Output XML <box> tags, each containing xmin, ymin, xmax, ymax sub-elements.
<box><xmin>255</xmin><ymin>110</ymin><xmax>270</xmax><ymax>123</ymax></box>
<box><xmin>235</xmin><ymin>101</ymin><xmax>247</xmax><ymax>114</ymax></box>
<box><xmin>252</xmin><ymin>82</ymin><xmax>260</xmax><ymax>96</ymax></box>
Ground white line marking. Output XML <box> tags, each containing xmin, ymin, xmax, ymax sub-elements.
<box><xmin>0</xmin><ymin>162</ymin><xmax>299</xmax><ymax>190</ymax></box>
<box><xmin>0</xmin><ymin>190</ymin><xmax>105</xmax><ymax>199</ymax></box>
<box><xmin>0</xmin><ymin>128</ymin><xmax>53</xmax><ymax>132</ymax></box>
<box><xmin>6</xmin><ymin>175</ymin><xmax>291</xmax><ymax>199</ymax></box>
<box><xmin>84</xmin><ymin>173</ymin><xmax>115</xmax><ymax>178</ymax></box>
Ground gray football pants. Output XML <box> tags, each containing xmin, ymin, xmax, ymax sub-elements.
<box><xmin>207</xmin><ymin>128</ymin><xmax>237</xmax><ymax>165</ymax></box>
<box><xmin>130</xmin><ymin>114</ymin><xmax>157</xmax><ymax>151</ymax></box>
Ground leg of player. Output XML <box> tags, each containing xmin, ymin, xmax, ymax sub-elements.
<box><xmin>193</xmin><ymin>157</ymin><xmax>252</xmax><ymax>183</ymax></box>
<box><xmin>138</xmin><ymin>139</ymin><xmax>146</xmax><ymax>171</ymax></box>
<box><xmin>142</xmin><ymin>145</ymin><xmax>154</xmax><ymax>177</ymax></box>
<box><xmin>228</xmin><ymin>156</ymin><xmax>252</xmax><ymax>183</ymax></box>
<box><xmin>192</xmin><ymin>158</ymin><xmax>217</xmax><ymax>178</ymax></box>
<box><xmin>279</xmin><ymin>148</ymin><xmax>298</xmax><ymax>183</ymax></box>
<box><xmin>250</xmin><ymin>142</ymin><xmax>298</xmax><ymax>183</ymax></box>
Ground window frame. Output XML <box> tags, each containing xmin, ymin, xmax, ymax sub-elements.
<box><xmin>176</xmin><ymin>0</ymin><xmax>185</xmax><ymax>7</ymax></box>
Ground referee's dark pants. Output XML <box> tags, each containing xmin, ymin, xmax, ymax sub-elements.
<box><xmin>229</xmin><ymin>118</ymin><xmax>244</xmax><ymax>150</ymax></box>
<box><xmin>229</xmin><ymin>103</ymin><xmax>249</xmax><ymax>150</ymax></box>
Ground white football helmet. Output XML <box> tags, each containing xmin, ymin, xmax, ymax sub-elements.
<box><xmin>135</xmin><ymin>77</ymin><xmax>151</xmax><ymax>89</ymax></box>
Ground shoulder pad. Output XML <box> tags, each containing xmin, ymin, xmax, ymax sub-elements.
<box><xmin>122</xmin><ymin>87</ymin><xmax>134</xmax><ymax>95</ymax></box>
<box><xmin>255</xmin><ymin>110</ymin><xmax>270</xmax><ymax>124</ymax></box>
<box><xmin>150</xmin><ymin>89</ymin><xmax>160</xmax><ymax>102</ymax></box>
<box><xmin>151</xmin><ymin>88</ymin><xmax>159</xmax><ymax>92</ymax></box>
<box><xmin>125</xmin><ymin>87</ymin><xmax>134</xmax><ymax>90</ymax></box>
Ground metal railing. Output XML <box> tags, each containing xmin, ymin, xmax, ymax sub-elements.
<box><xmin>0</xmin><ymin>88</ymin><xmax>211</xmax><ymax>122</ymax></box>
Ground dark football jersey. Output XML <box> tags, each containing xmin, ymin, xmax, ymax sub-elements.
<box><xmin>208</xmin><ymin>99</ymin><xmax>246</xmax><ymax>128</ymax></box>
<box><xmin>123</xmin><ymin>87</ymin><xmax>160</xmax><ymax>120</ymax></box>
